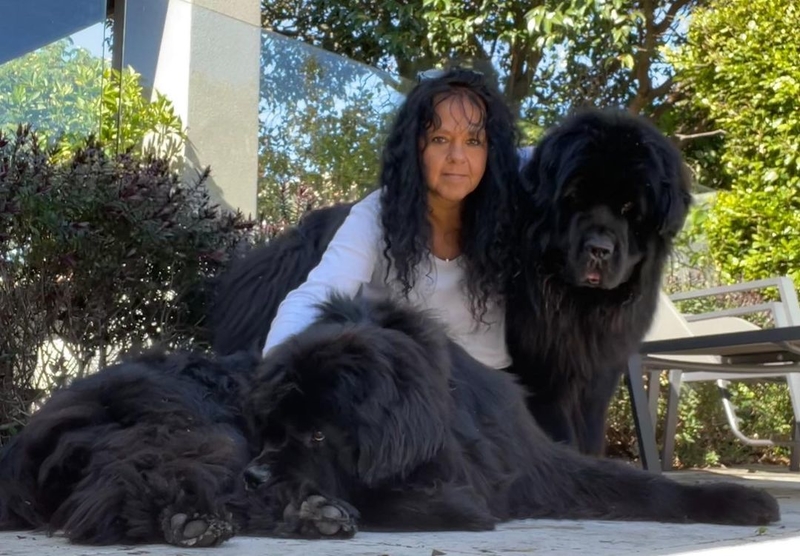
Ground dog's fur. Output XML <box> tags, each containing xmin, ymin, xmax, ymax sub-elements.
<box><xmin>211</xmin><ymin>109</ymin><xmax>691</xmax><ymax>455</ymax></box>
<box><xmin>506</xmin><ymin>109</ymin><xmax>693</xmax><ymax>454</ymax></box>
<box><xmin>0</xmin><ymin>351</ymin><xmax>279</xmax><ymax>546</ymax></box>
<box><xmin>212</xmin><ymin>203</ymin><xmax>353</xmax><ymax>355</ymax></box>
<box><xmin>244</xmin><ymin>294</ymin><xmax>779</xmax><ymax>533</ymax></box>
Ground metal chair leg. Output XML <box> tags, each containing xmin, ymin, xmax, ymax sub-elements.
<box><xmin>626</xmin><ymin>355</ymin><xmax>661</xmax><ymax>473</ymax></box>
<box><xmin>787</xmin><ymin>373</ymin><xmax>800</xmax><ymax>472</ymax></box>
<box><xmin>648</xmin><ymin>370</ymin><xmax>661</xmax><ymax>424</ymax></box>
<box><xmin>661</xmin><ymin>369</ymin><xmax>683</xmax><ymax>471</ymax></box>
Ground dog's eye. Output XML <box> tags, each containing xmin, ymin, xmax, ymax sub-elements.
<box><xmin>311</xmin><ymin>431</ymin><xmax>325</xmax><ymax>443</ymax></box>
<box><xmin>621</xmin><ymin>202</ymin><xmax>634</xmax><ymax>215</ymax></box>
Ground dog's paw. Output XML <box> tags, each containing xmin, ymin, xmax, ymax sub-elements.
<box><xmin>161</xmin><ymin>510</ymin><xmax>236</xmax><ymax>547</ymax></box>
<box><xmin>283</xmin><ymin>494</ymin><xmax>358</xmax><ymax>538</ymax></box>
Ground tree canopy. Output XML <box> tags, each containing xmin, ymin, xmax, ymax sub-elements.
<box><xmin>257</xmin><ymin>1</ymin><xmax>706</xmax><ymax>220</ymax></box>
<box><xmin>263</xmin><ymin>0</ymin><xmax>702</xmax><ymax>131</ymax></box>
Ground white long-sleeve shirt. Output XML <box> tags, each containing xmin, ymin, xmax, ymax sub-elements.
<box><xmin>262</xmin><ymin>189</ymin><xmax>512</xmax><ymax>369</ymax></box>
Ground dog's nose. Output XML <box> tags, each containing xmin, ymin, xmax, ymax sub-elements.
<box><xmin>243</xmin><ymin>464</ymin><xmax>272</xmax><ymax>490</ymax></box>
<box><xmin>585</xmin><ymin>236</ymin><xmax>615</xmax><ymax>260</ymax></box>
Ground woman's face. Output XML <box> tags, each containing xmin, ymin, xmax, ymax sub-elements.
<box><xmin>422</xmin><ymin>94</ymin><xmax>488</xmax><ymax>208</ymax></box>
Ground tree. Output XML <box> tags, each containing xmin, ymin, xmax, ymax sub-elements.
<box><xmin>258</xmin><ymin>33</ymin><xmax>404</xmax><ymax>226</ymax></box>
<box><xmin>262</xmin><ymin>0</ymin><xmax>703</xmax><ymax>130</ymax></box>
<box><xmin>0</xmin><ymin>39</ymin><xmax>184</xmax><ymax>159</ymax></box>
<box><xmin>669</xmin><ymin>0</ymin><xmax>800</xmax><ymax>284</ymax></box>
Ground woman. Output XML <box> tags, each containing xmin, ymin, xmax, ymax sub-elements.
<box><xmin>263</xmin><ymin>68</ymin><xmax>520</xmax><ymax>369</ymax></box>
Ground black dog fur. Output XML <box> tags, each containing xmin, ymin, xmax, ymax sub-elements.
<box><xmin>244</xmin><ymin>294</ymin><xmax>779</xmax><ymax>533</ymax></box>
<box><xmin>0</xmin><ymin>351</ymin><xmax>275</xmax><ymax>546</ymax></box>
<box><xmin>0</xmin><ymin>295</ymin><xmax>782</xmax><ymax>545</ymax></box>
<box><xmin>506</xmin><ymin>109</ymin><xmax>693</xmax><ymax>454</ymax></box>
<box><xmin>212</xmin><ymin>203</ymin><xmax>353</xmax><ymax>355</ymax></box>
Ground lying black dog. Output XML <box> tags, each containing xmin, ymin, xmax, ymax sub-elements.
<box><xmin>0</xmin><ymin>351</ymin><xmax>268</xmax><ymax>546</ymax></box>
<box><xmin>244</xmin><ymin>294</ymin><xmax>780</xmax><ymax>534</ymax></box>
<box><xmin>211</xmin><ymin>109</ymin><xmax>691</xmax><ymax>455</ymax></box>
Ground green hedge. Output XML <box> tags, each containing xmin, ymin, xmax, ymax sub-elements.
<box><xmin>669</xmin><ymin>0</ymin><xmax>800</xmax><ymax>286</ymax></box>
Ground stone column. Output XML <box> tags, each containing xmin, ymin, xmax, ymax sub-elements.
<box><xmin>120</xmin><ymin>0</ymin><xmax>260</xmax><ymax>217</ymax></box>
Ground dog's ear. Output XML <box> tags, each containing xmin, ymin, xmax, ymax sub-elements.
<box><xmin>345</xmin><ymin>330</ymin><xmax>451</xmax><ymax>486</ymax></box>
<box><xmin>519</xmin><ymin>128</ymin><xmax>567</xmax><ymax>206</ymax></box>
<box><xmin>518</xmin><ymin>130</ymin><xmax>575</xmax><ymax>254</ymax></box>
<box><xmin>355</xmin><ymin>371</ymin><xmax>449</xmax><ymax>486</ymax></box>
<box><xmin>245</xmin><ymin>357</ymin><xmax>303</xmax><ymax>438</ymax></box>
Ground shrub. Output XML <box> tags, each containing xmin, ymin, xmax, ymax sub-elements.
<box><xmin>0</xmin><ymin>127</ymin><xmax>255</xmax><ymax>442</ymax></box>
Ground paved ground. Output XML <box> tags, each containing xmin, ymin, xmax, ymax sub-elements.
<box><xmin>2</xmin><ymin>467</ymin><xmax>799</xmax><ymax>556</ymax></box>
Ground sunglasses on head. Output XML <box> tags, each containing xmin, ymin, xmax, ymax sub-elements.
<box><xmin>415</xmin><ymin>68</ymin><xmax>485</xmax><ymax>83</ymax></box>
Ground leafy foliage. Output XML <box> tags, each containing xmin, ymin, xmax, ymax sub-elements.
<box><xmin>0</xmin><ymin>39</ymin><xmax>184</xmax><ymax>160</ymax></box>
<box><xmin>263</xmin><ymin>0</ymin><xmax>701</xmax><ymax>128</ymax></box>
<box><xmin>669</xmin><ymin>0</ymin><xmax>800</xmax><ymax>284</ymax></box>
<box><xmin>0</xmin><ymin>127</ymin><xmax>255</xmax><ymax>440</ymax></box>
<box><xmin>607</xmin><ymin>374</ymin><xmax>793</xmax><ymax>468</ymax></box>
<box><xmin>651</xmin><ymin>1</ymin><xmax>800</xmax><ymax>463</ymax></box>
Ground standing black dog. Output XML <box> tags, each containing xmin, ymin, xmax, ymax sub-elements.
<box><xmin>211</xmin><ymin>109</ymin><xmax>691</xmax><ymax>456</ymax></box>
<box><xmin>505</xmin><ymin>109</ymin><xmax>692</xmax><ymax>454</ymax></box>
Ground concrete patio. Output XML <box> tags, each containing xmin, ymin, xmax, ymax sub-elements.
<box><xmin>2</xmin><ymin>467</ymin><xmax>799</xmax><ymax>556</ymax></box>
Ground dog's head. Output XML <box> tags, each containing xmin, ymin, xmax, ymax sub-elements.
<box><xmin>519</xmin><ymin>109</ymin><xmax>692</xmax><ymax>292</ymax></box>
<box><xmin>244</xmin><ymin>296</ymin><xmax>452</xmax><ymax>495</ymax></box>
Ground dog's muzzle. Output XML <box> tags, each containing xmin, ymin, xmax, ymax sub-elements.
<box><xmin>584</xmin><ymin>234</ymin><xmax>615</xmax><ymax>262</ymax></box>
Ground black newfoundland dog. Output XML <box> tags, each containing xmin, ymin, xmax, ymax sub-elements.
<box><xmin>244</xmin><ymin>294</ymin><xmax>779</xmax><ymax>534</ymax></box>
<box><xmin>505</xmin><ymin>109</ymin><xmax>692</xmax><ymax>454</ymax></box>
<box><xmin>0</xmin><ymin>295</ymin><xmax>781</xmax><ymax>547</ymax></box>
<box><xmin>212</xmin><ymin>109</ymin><xmax>691</xmax><ymax>455</ymax></box>
<box><xmin>212</xmin><ymin>203</ymin><xmax>353</xmax><ymax>357</ymax></box>
<box><xmin>0</xmin><ymin>351</ymin><xmax>270</xmax><ymax>546</ymax></box>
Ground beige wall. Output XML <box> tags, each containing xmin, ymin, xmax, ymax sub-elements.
<box><xmin>123</xmin><ymin>0</ymin><xmax>260</xmax><ymax>217</ymax></box>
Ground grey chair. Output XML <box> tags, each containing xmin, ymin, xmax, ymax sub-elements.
<box><xmin>628</xmin><ymin>277</ymin><xmax>800</xmax><ymax>472</ymax></box>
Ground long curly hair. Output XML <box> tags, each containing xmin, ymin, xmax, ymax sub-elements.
<box><xmin>379</xmin><ymin>68</ymin><xmax>520</xmax><ymax>320</ymax></box>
